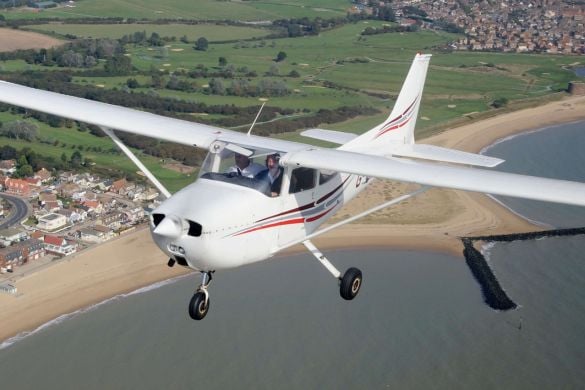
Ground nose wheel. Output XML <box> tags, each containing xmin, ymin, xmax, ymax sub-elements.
<box><xmin>188</xmin><ymin>271</ymin><xmax>213</xmax><ymax>320</ymax></box>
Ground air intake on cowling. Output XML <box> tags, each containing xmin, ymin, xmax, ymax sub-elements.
<box><xmin>152</xmin><ymin>213</ymin><xmax>165</xmax><ymax>227</ymax></box>
<box><xmin>187</xmin><ymin>220</ymin><xmax>202</xmax><ymax>237</ymax></box>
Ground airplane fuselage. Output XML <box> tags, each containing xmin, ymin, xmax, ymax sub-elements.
<box><xmin>150</xmin><ymin>171</ymin><xmax>370</xmax><ymax>271</ymax></box>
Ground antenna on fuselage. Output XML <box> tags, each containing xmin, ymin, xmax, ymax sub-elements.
<box><xmin>247</xmin><ymin>99</ymin><xmax>267</xmax><ymax>137</ymax></box>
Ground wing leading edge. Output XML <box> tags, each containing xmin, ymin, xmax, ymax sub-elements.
<box><xmin>280</xmin><ymin>148</ymin><xmax>585</xmax><ymax>207</ymax></box>
<box><xmin>0</xmin><ymin>81</ymin><xmax>307</xmax><ymax>153</ymax></box>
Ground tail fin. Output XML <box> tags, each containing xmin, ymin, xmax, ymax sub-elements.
<box><xmin>342</xmin><ymin>53</ymin><xmax>431</xmax><ymax>153</ymax></box>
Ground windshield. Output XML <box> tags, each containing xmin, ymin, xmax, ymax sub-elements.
<box><xmin>199</xmin><ymin>142</ymin><xmax>281</xmax><ymax>197</ymax></box>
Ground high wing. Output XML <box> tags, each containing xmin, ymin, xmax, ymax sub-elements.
<box><xmin>0</xmin><ymin>80</ymin><xmax>307</xmax><ymax>154</ymax></box>
<box><xmin>280</xmin><ymin>148</ymin><xmax>585</xmax><ymax>207</ymax></box>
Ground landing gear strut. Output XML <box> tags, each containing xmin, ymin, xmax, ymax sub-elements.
<box><xmin>188</xmin><ymin>271</ymin><xmax>213</xmax><ymax>320</ymax></box>
<box><xmin>303</xmin><ymin>240</ymin><xmax>363</xmax><ymax>301</ymax></box>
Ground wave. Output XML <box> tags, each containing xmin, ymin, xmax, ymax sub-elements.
<box><xmin>0</xmin><ymin>273</ymin><xmax>191</xmax><ymax>351</ymax></box>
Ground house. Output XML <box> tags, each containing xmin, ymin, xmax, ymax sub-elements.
<box><xmin>78</xmin><ymin>225</ymin><xmax>113</xmax><ymax>243</ymax></box>
<box><xmin>57</xmin><ymin>208</ymin><xmax>84</xmax><ymax>224</ymax></box>
<box><xmin>71</xmin><ymin>190</ymin><xmax>87</xmax><ymax>202</ymax></box>
<box><xmin>0</xmin><ymin>160</ymin><xmax>16</xmax><ymax>175</ymax></box>
<box><xmin>0</xmin><ymin>228</ymin><xmax>28</xmax><ymax>246</ymax></box>
<box><xmin>0</xmin><ymin>238</ymin><xmax>45</xmax><ymax>266</ymax></box>
<box><xmin>38</xmin><ymin>192</ymin><xmax>58</xmax><ymax>204</ymax></box>
<box><xmin>111</xmin><ymin>178</ymin><xmax>134</xmax><ymax>195</ymax></box>
<box><xmin>43</xmin><ymin>235</ymin><xmax>77</xmax><ymax>256</ymax></box>
<box><xmin>0</xmin><ymin>246</ymin><xmax>24</xmax><ymax>267</ymax></box>
<box><xmin>58</xmin><ymin>183</ymin><xmax>81</xmax><ymax>198</ymax></box>
<box><xmin>98</xmin><ymin>211</ymin><xmax>125</xmax><ymax>230</ymax></box>
<box><xmin>141</xmin><ymin>188</ymin><xmax>159</xmax><ymax>201</ymax></box>
<box><xmin>5</xmin><ymin>178</ymin><xmax>32</xmax><ymax>196</ymax></box>
<box><xmin>34</xmin><ymin>167</ymin><xmax>53</xmax><ymax>183</ymax></box>
<box><xmin>95</xmin><ymin>179</ymin><xmax>112</xmax><ymax>191</ymax></box>
<box><xmin>123</xmin><ymin>207</ymin><xmax>145</xmax><ymax>223</ymax></box>
<box><xmin>43</xmin><ymin>200</ymin><xmax>61</xmax><ymax>213</ymax></box>
<box><xmin>37</xmin><ymin>213</ymin><xmax>67</xmax><ymax>231</ymax></box>
<box><xmin>24</xmin><ymin>177</ymin><xmax>42</xmax><ymax>188</ymax></box>
<box><xmin>19</xmin><ymin>238</ymin><xmax>45</xmax><ymax>261</ymax></box>
<box><xmin>82</xmin><ymin>200</ymin><xmax>103</xmax><ymax>214</ymax></box>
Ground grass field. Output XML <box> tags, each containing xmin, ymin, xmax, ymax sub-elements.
<box><xmin>1</xmin><ymin>0</ymin><xmax>349</xmax><ymax>20</ymax></box>
<box><xmin>26</xmin><ymin>23</ymin><xmax>270</xmax><ymax>41</ymax></box>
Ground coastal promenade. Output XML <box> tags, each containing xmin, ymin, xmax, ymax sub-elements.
<box><xmin>1</xmin><ymin>94</ymin><xmax>585</xmax><ymax>343</ymax></box>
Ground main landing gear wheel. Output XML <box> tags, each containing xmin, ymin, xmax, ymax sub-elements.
<box><xmin>188</xmin><ymin>291</ymin><xmax>210</xmax><ymax>320</ymax></box>
<box><xmin>340</xmin><ymin>267</ymin><xmax>362</xmax><ymax>300</ymax></box>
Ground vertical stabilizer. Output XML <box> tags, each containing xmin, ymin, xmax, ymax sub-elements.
<box><xmin>342</xmin><ymin>54</ymin><xmax>431</xmax><ymax>153</ymax></box>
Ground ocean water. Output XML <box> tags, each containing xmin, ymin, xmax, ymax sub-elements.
<box><xmin>1</xmin><ymin>121</ymin><xmax>585</xmax><ymax>389</ymax></box>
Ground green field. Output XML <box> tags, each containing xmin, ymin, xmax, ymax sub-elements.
<box><xmin>1</xmin><ymin>14</ymin><xmax>582</xmax><ymax>191</ymax></box>
<box><xmin>1</xmin><ymin>0</ymin><xmax>348</xmax><ymax>20</ymax></box>
<box><xmin>26</xmin><ymin>23</ymin><xmax>270</xmax><ymax>41</ymax></box>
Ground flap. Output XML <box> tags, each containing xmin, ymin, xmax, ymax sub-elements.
<box><xmin>392</xmin><ymin>144</ymin><xmax>504</xmax><ymax>167</ymax></box>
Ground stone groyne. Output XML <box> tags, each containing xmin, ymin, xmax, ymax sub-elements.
<box><xmin>461</xmin><ymin>227</ymin><xmax>585</xmax><ymax>310</ymax></box>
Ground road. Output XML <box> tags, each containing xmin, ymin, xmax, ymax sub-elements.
<box><xmin>0</xmin><ymin>193</ymin><xmax>31</xmax><ymax>230</ymax></box>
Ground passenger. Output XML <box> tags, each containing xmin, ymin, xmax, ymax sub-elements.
<box><xmin>226</xmin><ymin>153</ymin><xmax>264</xmax><ymax>178</ymax></box>
<box><xmin>255</xmin><ymin>153</ymin><xmax>283</xmax><ymax>197</ymax></box>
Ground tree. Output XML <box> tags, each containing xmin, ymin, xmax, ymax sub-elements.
<box><xmin>16</xmin><ymin>164</ymin><xmax>33</xmax><ymax>178</ymax></box>
<box><xmin>267</xmin><ymin>63</ymin><xmax>280</xmax><ymax>76</ymax></box>
<box><xmin>70</xmin><ymin>150</ymin><xmax>83</xmax><ymax>167</ymax></box>
<box><xmin>195</xmin><ymin>37</ymin><xmax>208</xmax><ymax>51</ymax></box>
<box><xmin>208</xmin><ymin>78</ymin><xmax>225</xmax><ymax>95</ymax></box>
<box><xmin>275</xmin><ymin>51</ymin><xmax>287</xmax><ymax>62</ymax></box>
<box><xmin>127</xmin><ymin>78</ymin><xmax>140</xmax><ymax>89</ymax></box>
<box><xmin>61</xmin><ymin>152</ymin><xmax>68</xmax><ymax>163</ymax></box>
<box><xmin>218</xmin><ymin>56</ymin><xmax>227</xmax><ymax>67</ymax></box>
<box><xmin>104</xmin><ymin>54</ymin><xmax>133</xmax><ymax>75</ymax></box>
<box><xmin>17</xmin><ymin>154</ymin><xmax>28</xmax><ymax>168</ymax></box>
<box><xmin>1</xmin><ymin>120</ymin><xmax>38</xmax><ymax>141</ymax></box>
<box><xmin>491</xmin><ymin>97</ymin><xmax>509</xmax><ymax>108</ymax></box>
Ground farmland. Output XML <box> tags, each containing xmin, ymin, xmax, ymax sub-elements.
<box><xmin>0</xmin><ymin>3</ymin><xmax>580</xmax><ymax>190</ymax></box>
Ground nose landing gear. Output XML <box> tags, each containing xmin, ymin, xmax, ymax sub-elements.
<box><xmin>188</xmin><ymin>271</ymin><xmax>214</xmax><ymax>320</ymax></box>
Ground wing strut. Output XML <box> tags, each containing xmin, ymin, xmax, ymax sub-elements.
<box><xmin>101</xmin><ymin>126</ymin><xmax>172</xmax><ymax>199</ymax></box>
<box><xmin>280</xmin><ymin>185</ymin><xmax>429</xmax><ymax>254</ymax></box>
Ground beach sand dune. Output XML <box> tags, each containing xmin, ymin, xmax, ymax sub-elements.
<box><xmin>2</xmin><ymin>95</ymin><xmax>585</xmax><ymax>342</ymax></box>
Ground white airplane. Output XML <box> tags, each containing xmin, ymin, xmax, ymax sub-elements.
<box><xmin>1</xmin><ymin>54</ymin><xmax>585</xmax><ymax>320</ymax></box>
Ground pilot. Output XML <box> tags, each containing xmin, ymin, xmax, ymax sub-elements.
<box><xmin>227</xmin><ymin>153</ymin><xmax>264</xmax><ymax>178</ymax></box>
<box><xmin>256</xmin><ymin>153</ymin><xmax>283</xmax><ymax>197</ymax></box>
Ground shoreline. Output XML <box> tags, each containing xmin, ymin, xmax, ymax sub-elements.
<box><xmin>1</xmin><ymin>94</ymin><xmax>585</xmax><ymax>343</ymax></box>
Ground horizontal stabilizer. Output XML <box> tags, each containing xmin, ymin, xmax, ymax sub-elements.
<box><xmin>392</xmin><ymin>144</ymin><xmax>504</xmax><ymax>168</ymax></box>
<box><xmin>301</xmin><ymin>129</ymin><xmax>358</xmax><ymax>145</ymax></box>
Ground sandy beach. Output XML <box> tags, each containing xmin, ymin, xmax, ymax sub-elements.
<box><xmin>2</xmin><ymin>94</ymin><xmax>585</xmax><ymax>343</ymax></box>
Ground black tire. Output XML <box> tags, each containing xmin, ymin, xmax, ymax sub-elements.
<box><xmin>188</xmin><ymin>291</ymin><xmax>210</xmax><ymax>320</ymax></box>
<box><xmin>340</xmin><ymin>267</ymin><xmax>362</xmax><ymax>300</ymax></box>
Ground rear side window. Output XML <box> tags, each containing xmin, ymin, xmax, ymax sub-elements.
<box><xmin>319</xmin><ymin>169</ymin><xmax>336</xmax><ymax>185</ymax></box>
<box><xmin>289</xmin><ymin>167</ymin><xmax>316</xmax><ymax>194</ymax></box>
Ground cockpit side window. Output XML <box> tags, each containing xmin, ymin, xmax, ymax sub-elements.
<box><xmin>289</xmin><ymin>167</ymin><xmax>317</xmax><ymax>194</ymax></box>
<box><xmin>199</xmin><ymin>144</ymin><xmax>284</xmax><ymax>197</ymax></box>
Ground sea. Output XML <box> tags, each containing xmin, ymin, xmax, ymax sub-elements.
<box><xmin>1</xmin><ymin>121</ymin><xmax>585</xmax><ymax>389</ymax></box>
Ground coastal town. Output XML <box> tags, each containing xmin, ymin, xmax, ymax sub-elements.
<box><xmin>0</xmin><ymin>160</ymin><xmax>159</xmax><ymax>288</ymax></box>
<box><xmin>356</xmin><ymin>0</ymin><xmax>585</xmax><ymax>54</ymax></box>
